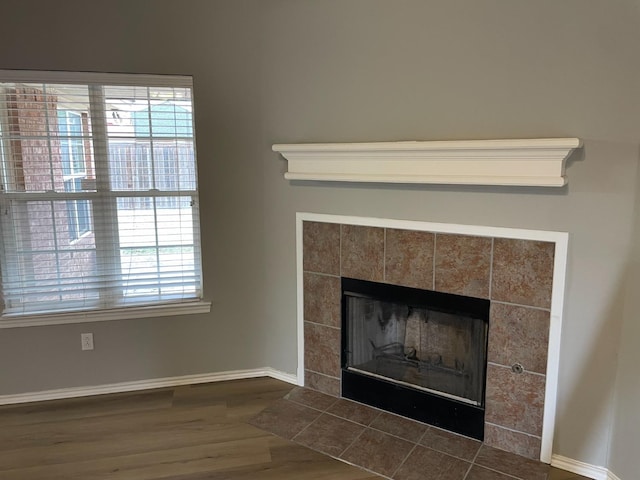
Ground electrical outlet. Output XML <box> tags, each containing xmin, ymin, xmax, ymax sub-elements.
<box><xmin>81</xmin><ymin>333</ymin><xmax>94</xmax><ymax>351</ymax></box>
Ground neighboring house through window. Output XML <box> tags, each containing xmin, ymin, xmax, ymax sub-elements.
<box><xmin>0</xmin><ymin>71</ymin><xmax>207</xmax><ymax>325</ymax></box>
<box><xmin>58</xmin><ymin>110</ymin><xmax>91</xmax><ymax>241</ymax></box>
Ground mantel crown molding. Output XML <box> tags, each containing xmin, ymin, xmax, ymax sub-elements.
<box><xmin>273</xmin><ymin>138</ymin><xmax>582</xmax><ymax>187</ymax></box>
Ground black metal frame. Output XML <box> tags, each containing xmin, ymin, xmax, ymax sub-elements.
<box><xmin>340</xmin><ymin>277</ymin><xmax>490</xmax><ymax>441</ymax></box>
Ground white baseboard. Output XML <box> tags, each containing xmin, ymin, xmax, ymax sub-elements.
<box><xmin>551</xmin><ymin>454</ymin><xmax>616</xmax><ymax>480</ymax></box>
<box><xmin>0</xmin><ymin>367</ymin><xmax>298</xmax><ymax>406</ymax></box>
<box><xmin>262</xmin><ymin>367</ymin><xmax>301</xmax><ymax>386</ymax></box>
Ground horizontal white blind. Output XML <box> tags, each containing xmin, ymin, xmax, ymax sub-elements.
<box><xmin>0</xmin><ymin>70</ymin><xmax>193</xmax><ymax>88</ymax></box>
<box><xmin>0</xmin><ymin>73</ymin><xmax>202</xmax><ymax>317</ymax></box>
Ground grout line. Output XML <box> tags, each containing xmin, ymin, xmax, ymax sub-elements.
<box><xmin>427</xmin><ymin>423</ymin><xmax>483</xmax><ymax>442</ymax></box>
<box><xmin>490</xmin><ymin>299</ymin><xmax>552</xmax><ymax>312</ymax></box>
<box><xmin>352</xmin><ymin>417</ymin><xmax>422</xmax><ymax>444</ymax></box>
<box><xmin>390</xmin><ymin>440</ymin><xmax>420</xmax><ymax>478</ymax></box>
<box><xmin>285</xmin><ymin>397</ymin><xmax>335</xmax><ymax>414</ymax></box>
<box><xmin>368</xmin><ymin>410</ymin><xmax>382</xmax><ymax>426</ymax></box>
<box><xmin>462</xmin><ymin>462</ymin><xmax>474</xmax><ymax>480</ymax></box>
<box><xmin>464</xmin><ymin>441</ymin><xmax>484</xmax><ymax>480</ymax></box>
<box><xmin>471</xmin><ymin>464</ymin><xmax>523</xmax><ymax>480</ymax></box>
<box><xmin>303</xmin><ymin>319</ymin><xmax>341</xmax><ymax>330</ymax></box>
<box><xmin>383</xmin><ymin>228</ymin><xmax>387</xmax><ymax>282</ymax></box>
<box><xmin>303</xmin><ymin>370</ymin><xmax>339</xmax><ymax>381</ymax></box>
<box><xmin>337</xmin><ymin>425</ymin><xmax>368</xmax><ymax>460</ymax></box>
<box><xmin>319</xmin><ymin>394</ymin><xmax>339</xmax><ymax>412</ymax></box>
<box><xmin>302</xmin><ymin>270</ymin><xmax>341</xmax><ymax>279</ymax></box>
<box><xmin>332</xmin><ymin>401</ymin><xmax>383</xmax><ymax>426</ymax></box>
<box><xmin>472</xmin><ymin>445</ymin><xmax>539</xmax><ymax>480</ymax></box>
<box><xmin>487</xmin><ymin>361</ymin><xmax>547</xmax><ymax>378</ymax></box>
<box><xmin>335</xmin><ymin>456</ymin><xmax>394</xmax><ymax>480</ymax></box>
<box><xmin>471</xmin><ymin>444</ymin><xmax>483</xmax><ymax>464</ymax></box>
<box><xmin>285</xmin><ymin>387</ymin><xmax>340</xmax><ymax>412</ymax></box>
<box><xmin>485</xmin><ymin>421</ymin><xmax>543</xmax><ymax>439</ymax></box>
<box><xmin>339</xmin><ymin>224</ymin><xmax>343</xmax><ymax>276</ymax></box>
<box><xmin>489</xmin><ymin>237</ymin><xmax>494</xmax><ymax>299</ymax></box>
<box><xmin>432</xmin><ymin>233</ymin><xmax>437</xmax><ymax>290</ymax></box>
<box><xmin>415</xmin><ymin>425</ymin><xmax>430</xmax><ymax>444</ymax></box>
<box><xmin>322</xmin><ymin>409</ymin><xmax>376</xmax><ymax>429</ymax></box>
<box><xmin>290</xmin><ymin>410</ymin><xmax>323</xmax><ymax>442</ymax></box>
<box><xmin>418</xmin><ymin>443</ymin><xmax>479</xmax><ymax>465</ymax></box>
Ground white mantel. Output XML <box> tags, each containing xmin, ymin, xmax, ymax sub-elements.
<box><xmin>273</xmin><ymin>138</ymin><xmax>582</xmax><ymax>187</ymax></box>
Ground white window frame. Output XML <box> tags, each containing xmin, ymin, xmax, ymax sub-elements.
<box><xmin>0</xmin><ymin>70</ymin><xmax>211</xmax><ymax>329</ymax></box>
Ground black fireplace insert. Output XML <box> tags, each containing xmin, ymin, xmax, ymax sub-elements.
<box><xmin>341</xmin><ymin>277</ymin><xmax>490</xmax><ymax>440</ymax></box>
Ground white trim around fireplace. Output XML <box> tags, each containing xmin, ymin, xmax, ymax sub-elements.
<box><xmin>295</xmin><ymin>212</ymin><xmax>569</xmax><ymax>464</ymax></box>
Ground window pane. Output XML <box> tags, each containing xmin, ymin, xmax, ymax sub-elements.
<box><xmin>8</xmin><ymin>199</ymin><xmax>94</xmax><ymax>251</ymax></box>
<box><xmin>2</xmin><ymin>200</ymin><xmax>97</xmax><ymax>311</ymax></box>
<box><xmin>117</xmin><ymin>198</ymin><xmax>157</xmax><ymax>248</ymax></box>
<box><xmin>120</xmin><ymin>246</ymin><xmax>160</xmax><ymax>299</ymax></box>
<box><xmin>109</xmin><ymin>141</ymin><xmax>153</xmax><ymax>192</ymax></box>
<box><xmin>153</xmin><ymin>141</ymin><xmax>196</xmax><ymax>192</ymax></box>
<box><xmin>76</xmin><ymin>199</ymin><xmax>91</xmax><ymax>234</ymax></box>
<box><xmin>1</xmin><ymin>83</ymin><xmax>94</xmax><ymax>194</ymax></box>
<box><xmin>116</xmin><ymin>195</ymin><xmax>199</xmax><ymax>302</ymax></box>
<box><xmin>119</xmin><ymin>245</ymin><xmax>197</xmax><ymax>300</ymax></box>
<box><xmin>71</xmin><ymin>140</ymin><xmax>85</xmax><ymax>174</ymax></box>
<box><xmin>67</xmin><ymin>112</ymin><xmax>82</xmax><ymax>134</ymax></box>
<box><xmin>156</xmin><ymin>196</ymin><xmax>194</xmax><ymax>245</ymax></box>
<box><xmin>159</xmin><ymin>246</ymin><xmax>196</xmax><ymax>296</ymax></box>
<box><xmin>14</xmin><ymin>200</ymin><xmax>56</xmax><ymax>249</ymax></box>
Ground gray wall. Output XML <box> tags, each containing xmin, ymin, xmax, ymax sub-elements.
<box><xmin>609</xmin><ymin>147</ymin><xmax>640</xmax><ymax>479</ymax></box>
<box><xmin>0</xmin><ymin>0</ymin><xmax>269</xmax><ymax>390</ymax></box>
<box><xmin>260</xmin><ymin>0</ymin><xmax>640</xmax><ymax>470</ymax></box>
<box><xmin>0</xmin><ymin>0</ymin><xmax>638</xmax><ymax>472</ymax></box>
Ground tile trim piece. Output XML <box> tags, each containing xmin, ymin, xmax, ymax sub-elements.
<box><xmin>296</xmin><ymin>212</ymin><xmax>569</xmax><ymax>464</ymax></box>
<box><xmin>0</xmin><ymin>367</ymin><xmax>299</xmax><ymax>406</ymax></box>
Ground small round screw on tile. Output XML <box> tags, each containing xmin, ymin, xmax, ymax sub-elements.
<box><xmin>511</xmin><ymin>363</ymin><xmax>524</xmax><ymax>374</ymax></box>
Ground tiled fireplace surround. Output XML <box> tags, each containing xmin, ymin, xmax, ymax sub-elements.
<box><xmin>301</xmin><ymin>217</ymin><xmax>560</xmax><ymax>462</ymax></box>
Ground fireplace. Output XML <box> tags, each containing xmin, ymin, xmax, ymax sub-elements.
<box><xmin>341</xmin><ymin>277</ymin><xmax>490</xmax><ymax>439</ymax></box>
<box><xmin>299</xmin><ymin>214</ymin><xmax>566</xmax><ymax>462</ymax></box>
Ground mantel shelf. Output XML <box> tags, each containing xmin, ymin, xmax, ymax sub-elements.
<box><xmin>273</xmin><ymin>138</ymin><xmax>582</xmax><ymax>187</ymax></box>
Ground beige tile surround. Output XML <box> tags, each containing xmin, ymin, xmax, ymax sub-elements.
<box><xmin>302</xmin><ymin>221</ymin><xmax>555</xmax><ymax>460</ymax></box>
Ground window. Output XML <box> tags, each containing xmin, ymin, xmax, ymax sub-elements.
<box><xmin>58</xmin><ymin>111</ymin><xmax>91</xmax><ymax>241</ymax></box>
<box><xmin>0</xmin><ymin>71</ymin><xmax>206</xmax><ymax>324</ymax></box>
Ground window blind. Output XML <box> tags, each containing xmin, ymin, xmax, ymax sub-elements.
<box><xmin>0</xmin><ymin>72</ymin><xmax>202</xmax><ymax>317</ymax></box>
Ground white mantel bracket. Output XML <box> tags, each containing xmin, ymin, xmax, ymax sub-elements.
<box><xmin>273</xmin><ymin>138</ymin><xmax>582</xmax><ymax>187</ymax></box>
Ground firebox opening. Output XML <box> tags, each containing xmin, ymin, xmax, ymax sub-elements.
<box><xmin>341</xmin><ymin>277</ymin><xmax>490</xmax><ymax>440</ymax></box>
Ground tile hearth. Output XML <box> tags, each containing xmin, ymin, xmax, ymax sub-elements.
<box><xmin>249</xmin><ymin>386</ymin><xmax>553</xmax><ymax>480</ymax></box>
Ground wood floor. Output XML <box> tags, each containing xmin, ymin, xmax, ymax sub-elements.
<box><xmin>0</xmin><ymin>377</ymin><xmax>590</xmax><ymax>480</ymax></box>
<box><xmin>0</xmin><ymin>377</ymin><xmax>380</xmax><ymax>479</ymax></box>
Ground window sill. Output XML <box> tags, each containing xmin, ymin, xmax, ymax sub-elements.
<box><xmin>0</xmin><ymin>301</ymin><xmax>212</xmax><ymax>328</ymax></box>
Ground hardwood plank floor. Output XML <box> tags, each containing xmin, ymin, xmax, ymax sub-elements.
<box><xmin>0</xmin><ymin>377</ymin><xmax>380</xmax><ymax>480</ymax></box>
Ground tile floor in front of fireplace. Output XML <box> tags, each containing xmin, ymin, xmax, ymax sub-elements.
<box><xmin>249</xmin><ymin>387</ymin><xmax>591</xmax><ymax>480</ymax></box>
